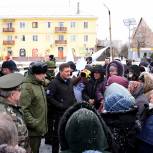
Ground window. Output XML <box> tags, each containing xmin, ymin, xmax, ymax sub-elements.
<box><xmin>32</xmin><ymin>22</ymin><xmax>38</xmax><ymax>28</ymax></box>
<box><xmin>7</xmin><ymin>47</ymin><xmax>12</xmax><ymax>55</ymax></box>
<box><xmin>20</xmin><ymin>22</ymin><xmax>25</xmax><ymax>28</ymax></box>
<box><xmin>59</xmin><ymin>35</ymin><xmax>64</xmax><ymax>41</ymax></box>
<box><xmin>84</xmin><ymin>22</ymin><xmax>88</xmax><ymax>28</ymax></box>
<box><xmin>59</xmin><ymin>22</ymin><xmax>64</xmax><ymax>27</ymax></box>
<box><xmin>48</xmin><ymin>22</ymin><xmax>51</xmax><ymax>28</ymax></box>
<box><xmin>7</xmin><ymin>35</ymin><xmax>12</xmax><ymax>41</ymax></box>
<box><xmin>70</xmin><ymin>22</ymin><xmax>76</xmax><ymax>28</ymax></box>
<box><xmin>7</xmin><ymin>22</ymin><xmax>13</xmax><ymax>28</ymax></box>
<box><xmin>33</xmin><ymin>35</ymin><xmax>38</xmax><ymax>41</ymax></box>
<box><xmin>20</xmin><ymin>48</ymin><xmax>26</xmax><ymax>57</ymax></box>
<box><xmin>21</xmin><ymin>35</ymin><xmax>25</xmax><ymax>41</ymax></box>
<box><xmin>70</xmin><ymin>35</ymin><xmax>76</xmax><ymax>42</ymax></box>
<box><xmin>84</xmin><ymin>35</ymin><xmax>88</xmax><ymax>42</ymax></box>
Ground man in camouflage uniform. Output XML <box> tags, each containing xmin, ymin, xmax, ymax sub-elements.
<box><xmin>0</xmin><ymin>73</ymin><xmax>30</xmax><ymax>152</ymax></box>
<box><xmin>45</xmin><ymin>60</ymin><xmax>56</xmax><ymax>145</ymax></box>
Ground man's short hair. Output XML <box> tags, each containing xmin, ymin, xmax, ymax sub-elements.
<box><xmin>59</xmin><ymin>63</ymin><xmax>70</xmax><ymax>72</ymax></box>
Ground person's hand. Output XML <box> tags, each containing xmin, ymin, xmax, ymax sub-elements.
<box><xmin>88</xmin><ymin>99</ymin><xmax>95</xmax><ymax>105</ymax></box>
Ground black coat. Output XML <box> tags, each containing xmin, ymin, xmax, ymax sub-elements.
<box><xmin>82</xmin><ymin>78</ymin><xmax>105</xmax><ymax>109</ymax></box>
<box><xmin>47</xmin><ymin>73</ymin><xmax>76</xmax><ymax>114</ymax></box>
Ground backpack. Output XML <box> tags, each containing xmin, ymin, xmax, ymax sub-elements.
<box><xmin>101</xmin><ymin>107</ymin><xmax>138</xmax><ymax>153</ymax></box>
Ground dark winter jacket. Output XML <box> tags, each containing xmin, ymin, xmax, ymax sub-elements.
<box><xmin>47</xmin><ymin>73</ymin><xmax>76</xmax><ymax>114</ymax></box>
<box><xmin>21</xmin><ymin>74</ymin><xmax>48</xmax><ymax>137</ymax></box>
<box><xmin>131</xmin><ymin>84</ymin><xmax>149</xmax><ymax>122</ymax></box>
<box><xmin>101</xmin><ymin>107</ymin><xmax>138</xmax><ymax>153</ymax></box>
<box><xmin>82</xmin><ymin>78</ymin><xmax>105</xmax><ymax>109</ymax></box>
<box><xmin>138</xmin><ymin>108</ymin><xmax>153</xmax><ymax>145</ymax></box>
<box><xmin>137</xmin><ymin>108</ymin><xmax>153</xmax><ymax>153</ymax></box>
<box><xmin>58</xmin><ymin>103</ymin><xmax>111</xmax><ymax>153</ymax></box>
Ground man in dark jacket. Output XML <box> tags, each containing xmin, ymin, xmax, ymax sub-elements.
<box><xmin>47</xmin><ymin>63</ymin><xmax>76</xmax><ymax>153</ymax></box>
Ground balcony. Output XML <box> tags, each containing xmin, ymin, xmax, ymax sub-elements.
<box><xmin>55</xmin><ymin>27</ymin><xmax>67</xmax><ymax>33</ymax></box>
<box><xmin>55</xmin><ymin>40</ymin><xmax>67</xmax><ymax>45</ymax></box>
<box><xmin>3</xmin><ymin>40</ymin><xmax>15</xmax><ymax>45</ymax></box>
<box><xmin>3</xmin><ymin>28</ymin><xmax>15</xmax><ymax>32</ymax></box>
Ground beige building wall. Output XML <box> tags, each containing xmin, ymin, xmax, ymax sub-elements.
<box><xmin>0</xmin><ymin>16</ymin><xmax>97</xmax><ymax>60</ymax></box>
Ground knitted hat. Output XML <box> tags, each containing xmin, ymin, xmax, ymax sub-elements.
<box><xmin>58</xmin><ymin>103</ymin><xmax>109</xmax><ymax>153</ymax></box>
<box><xmin>107</xmin><ymin>75</ymin><xmax>129</xmax><ymax>88</ymax></box>
<box><xmin>105</xmin><ymin>93</ymin><xmax>135</xmax><ymax>112</ymax></box>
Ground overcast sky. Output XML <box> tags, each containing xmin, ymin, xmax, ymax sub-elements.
<box><xmin>0</xmin><ymin>0</ymin><xmax>152</xmax><ymax>43</ymax></box>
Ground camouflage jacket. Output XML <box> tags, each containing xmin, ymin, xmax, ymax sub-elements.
<box><xmin>0</xmin><ymin>96</ymin><xmax>29</xmax><ymax>151</ymax></box>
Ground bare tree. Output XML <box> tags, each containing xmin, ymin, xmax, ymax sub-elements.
<box><xmin>120</xmin><ymin>44</ymin><xmax>128</xmax><ymax>58</ymax></box>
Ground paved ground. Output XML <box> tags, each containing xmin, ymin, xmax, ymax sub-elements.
<box><xmin>39</xmin><ymin>139</ymin><xmax>52</xmax><ymax>153</ymax></box>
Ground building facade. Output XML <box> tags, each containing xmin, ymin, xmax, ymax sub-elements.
<box><xmin>0</xmin><ymin>15</ymin><xmax>97</xmax><ymax>61</ymax></box>
<box><xmin>131</xmin><ymin>17</ymin><xmax>153</xmax><ymax>59</ymax></box>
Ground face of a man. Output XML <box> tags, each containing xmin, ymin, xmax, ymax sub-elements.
<box><xmin>9</xmin><ymin>87</ymin><xmax>21</xmax><ymax>105</ymax></box>
<box><xmin>105</xmin><ymin>59</ymin><xmax>110</xmax><ymax>65</ymax></box>
<box><xmin>35</xmin><ymin>73</ymin><xmax>46</xmax><ymax>81</ymax></box>
<box><xmin>60</xmin><ymin>67</ymin><xmax>71</xmax><ymax>80</ymax></box>
<box><xmin>2</xmin><ymin>68</ymin><xmax>12</xmax><ymax>75</ymax></box>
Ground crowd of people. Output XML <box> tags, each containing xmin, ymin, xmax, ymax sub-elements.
<box><xmin>0</xmin><ymin>55</ymin><xmax>153</xmax><ymax>153</ymax></box>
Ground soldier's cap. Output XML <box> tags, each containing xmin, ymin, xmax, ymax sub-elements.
<box><xmin>0</xmin><ymin>73</ymin><xmax>24</xmax><ymax>90</ymax></box>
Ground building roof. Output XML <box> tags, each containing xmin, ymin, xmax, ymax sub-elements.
<box><xmin>0</xmin><ymin>14</ymin><xmax>98</xmax><ymax>20</ymax></box>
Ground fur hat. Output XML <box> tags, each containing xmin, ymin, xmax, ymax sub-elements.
<box><xmin>104</xmin><ymin>93</ymin><xmax>135</xmax><ymax>112</ymax></box>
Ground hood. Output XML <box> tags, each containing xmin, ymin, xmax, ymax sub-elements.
<box><xmin>104</xmin><ymin>83</ymin><xmax>135</xmax><ymax>104</ymax></box>
<box><xmin>104</xmin><ymin>93</ymin><xmax>135</xmax><ymax>112</ymax></box>
<box><xmin>106</xmin><ymin>60</ymin><xmax>124</xmax><ymax>78</ymax></box>
<box><xmin>58</xmin><ymin>103</ymin><xmax>110</xmax><ymax>153</ymax></box>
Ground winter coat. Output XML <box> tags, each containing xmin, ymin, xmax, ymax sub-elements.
<box><xmin>58</xmin><ymin>103</ymin><xmax>111</xmax><ymax>153</ymax></box>
<box><xmin>0</xmin><ymin>96</ymin><xmax>29</xmax><ymax>151</ymax></box>
<box><xmin>130</xmin><ymin>83</ymin><xmax>149</xmax><ymax>122</ymax></box>
<box><xmin>101</xmin><ymin>107</ymin><xmax>138</xmax><ymax>153</ymax></box>
<box><xmin>46</xmin><ymin>73</ymin><xmax>76</xmax><ymax>114</ymax></box>
<box><xmin>104</xmin><ymin>83</ymin><xmax>135</xmax><ymax>104</ymax></box>
<box><xmin>20</xmin><ymin>74</ymin><xmax>48</xmax><ymax>137</ymax></box>
<box><xmin>82</xmin><ymin>78</ymin><xmax>105</xmax><ymax>109</ymax></box>
<box><xmin>106</xmin><ymin>60</ymin><xmax>124</xmax><ymax>78</ymax></box>
<box><xmin>138</xmin><ymin>108</ymin><xmax>153</xmax><ymax>145</ymax></box>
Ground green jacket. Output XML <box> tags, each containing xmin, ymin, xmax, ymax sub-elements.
<box><xmin>0</xmin><ymin>97</ymin><xmax>29</xmax><ymax>150</ymax></box>
<box><xmin>20</xmin><ymin>74</ymin><xmax>48</xmax><ymax>136</ymax></box>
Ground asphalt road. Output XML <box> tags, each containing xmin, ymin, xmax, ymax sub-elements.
<box><xmin>39</xmin><ymin>139</ymin><xmax>52</xmax><ymax>153</ymax></box>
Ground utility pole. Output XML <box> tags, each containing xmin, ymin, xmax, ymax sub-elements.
<box><xmin>123</xmin><ymin>18</ymin><xmax>136</xmax><ymax>59</ymax></box>
<box><xmin>103</xmin><ymin>3</ymin><xmax>113</xmax><ymax>60</ymax></box>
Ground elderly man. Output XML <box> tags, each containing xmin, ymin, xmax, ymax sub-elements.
<box><xmin>20</xmin><ymin>61</ymin><xmax>48</xmax><ymax>153</ymax></box>
<box><xmin>0</xmin><ymin>73</ymin><xmax>30</xmax><ymax>152</ymax></box>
